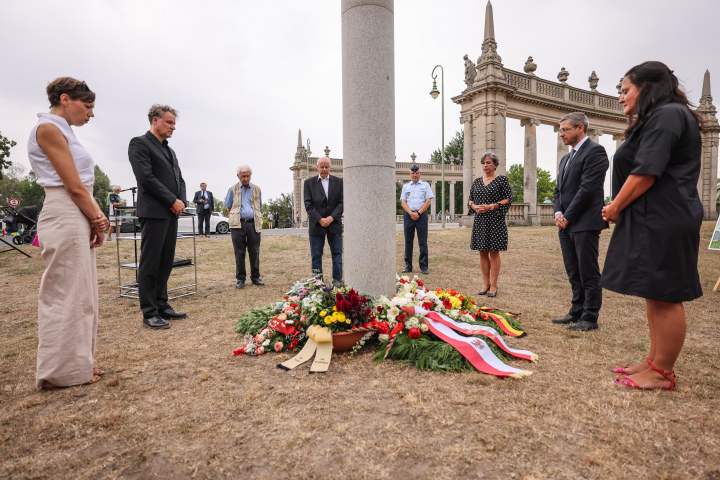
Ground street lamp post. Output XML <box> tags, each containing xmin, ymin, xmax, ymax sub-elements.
<box><xmin>430</xmin><ymin>65</ymin><xmax>445</xmax><ymax>228</ymax></box>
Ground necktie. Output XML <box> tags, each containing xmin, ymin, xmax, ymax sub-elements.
<box><xmin>563</xmin><ymin>149</ymin><xmax>576</xmax><ymax>181</ymax></box>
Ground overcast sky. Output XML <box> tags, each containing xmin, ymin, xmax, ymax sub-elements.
<box><xmin>1</xmin><ymin>0</ymin><xmax>718</xmax><ymax>204</ymax></box>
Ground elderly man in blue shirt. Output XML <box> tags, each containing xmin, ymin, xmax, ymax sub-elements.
<box><xmin>400</xmin><ymin>164</ymin><xmax>434</xmax><ymax>274</ymax></box>
<box><xmin>224</xmin><ymin>165</ymin><xmax>264</xmax><ymax>289</ymax></box>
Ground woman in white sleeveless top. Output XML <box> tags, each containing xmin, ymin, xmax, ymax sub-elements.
<box><xmin>28</xmin><ymin>77</ymin><xmax>108</xmax><ymax>390</ymax></box>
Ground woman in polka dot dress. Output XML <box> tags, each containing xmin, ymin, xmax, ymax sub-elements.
<box><xmin>468</xmin><ymin>152</ymin><xmax>512</xmax><ymax>298</ymax></box>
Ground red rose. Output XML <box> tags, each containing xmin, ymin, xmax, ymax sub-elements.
<box><xmin>481</xmin><ymin>313</ymin><xmax>489</xmax><ymax>321</ymax></box>
<box><xmin>295</xmin><ymin>310</ymin><xmax>301</xmax><ymax>314</ymax></box>
<box><xmin>416</xmin><ymin>280</ymin><xmax>424</xmax><ymax>287</ymax></box>
<box><xmin>377</xmin><ymin>322</ymin><xmax>390</xmax><ymax>334</ymax></box>
<box><xmin>408</xmin><ymin>328</ymin><xmax>421</xmax><ymax>339</ymax></box>
<box><xmin>377</xmin><ymin>306</ymin><xmax>384</xmax><ymax>312</ymax></box>
<box><xmin>284</xmin><ymin>296</ymin><xmax>289</xmax><ymax>299</ymax></box>
<box><xmin>422</xmin><ymin>301</ymin><xmax>434</xmax><ymax>310</ymax></box>
<box><xmin>458</xmin><ymin>295</ymin><xmax>464</xmax><ymax>302</ymax></box>
<box><xmin>397</xmin><ymin>313</ymin><xmax>408</xmax><ymax>323</ymax></box>
<box><xmin>290</xmin><ymin>303</ymin><xmax>298</xmax><ymax>308</ymax></box>
<box><xmin>233</xmin><ymin>348</ymin><xmax>243</xmax><ymax>356</ymax></box>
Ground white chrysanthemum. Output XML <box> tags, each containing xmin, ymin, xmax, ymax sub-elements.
<box><xmin>447</xmin><ymin>310</ymin><xmax>459</xmax><ymax>319</ymax></box>
<box><xmin>404</xmin><ymin>292</ymin><xmax>415</xmax><ymax>299</ymax></box>
<box><xmin>405</xmin><ymin>318</ymin><xmax>420</xmax><ymax>329</ymax></box>
<box><xmin>391</xmin><ymin>296</ymin><xmax>409</xmax><ymax>307</ymax></box>
<box><xmin>378</xmin><ymin>334</ymin><xmax>390</xmax><ymax>342</ymax></box>
<box><xmin>425</xmin><ymin>291</ymin><xmax>439</xmax><ymax>301</ymax></box>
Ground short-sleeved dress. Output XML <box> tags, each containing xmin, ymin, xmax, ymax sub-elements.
<box><xmin>600</xmin><ymin>103</ymin><xmax>703</xmax><ymax>302</ymax></box>
<box><xmin>469</xmin><ymin>175</ymin><xmax>512</xmax><ymax>251</ymax></box>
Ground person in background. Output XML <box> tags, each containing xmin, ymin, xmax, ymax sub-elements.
<box><xmin>29</xmin><ymin>77</ymin><xmax>107</xmax><ymax>390</ymax></box>
<box><xmin>274</xmin><ymin>210</ymin><xmax>280</xmax><ymax>229</ymax></box>
<box><xmin>267</xmin><ymin>212</ymin><xmax>273</xmax><ymax>229</ymax></box>
<box><xmin>603</xmin><ymin>61</ymin><xmax>703</xmax><ymax>391</ymax></box>
<box><xmin>128</xmin><ymin>104</ymin><xmax>188</xmax><ymax>330</ymax></box>
<box><xmin>193</xmin><ymin>182</ymin><xmax>214</xmax><ymax>238</ymax></box>
<box><xmin>107</xmin><ymin>185</ymin><xmax>122</xmax><ymax>241</ymax></box>
<box><xmin>225</xmin><ymin>165</ymin><xmax>264</xmax><ymax>289</ymax></box>
<box><xmin>400</xmin><ymin>163</ymin><xmax>433</xmax><ymax>274</ymax></box>
<box><xmin>304</xmin><ymin>157</ymin><xmax>344</xmax><ymax>280</ymax></box>
<box><xmin>543</xmin><ymin>196</ymin><xmax>552</xmax><ymax>203</ymax></box>
<box><xmin>468</xmin><ymin>152</ymin><xmax>511</xmax><ymax>298</ymax></box>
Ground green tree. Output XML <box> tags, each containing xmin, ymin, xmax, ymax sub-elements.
<box><xmin>262</xmin><ymin>192</ymin><xmax>294</xmax><ymax>226</ymax></box>
<box><xmin>214</xmin><ymin>197</ymin><xmax>228</xmax><ymax>217</ymax></box>
<box><xmin>93</xmin><ymin>165</ymin><xmax>111</xmax><ymax>215</ymax></box>
<box><xmin>0</xmin><ymin>163</ymin><xmax>25</xmax><ymax>205</ymax></box>
<box><xmin>505</xmin><ymin>164</ymin><xmax>556</xmax><ymax>203</ymax></box>
<box><xmin>430</xmin><ymin>130</ymin><xmax>463</xmax><ymax>165</ymax></box>
<box><xmin>16</xmin><ymin>171</ymin><xmax>45</xmax><ymax>209</ymax></box>
<box><xmin>396</xmin><ymin>180</ymin><xmax>404</xmax><ymax>214</ymax></box>
<box><xmin>0</xmin><ymin>131</ymin><xmax>17</xmax><ymax>180</ymax></box>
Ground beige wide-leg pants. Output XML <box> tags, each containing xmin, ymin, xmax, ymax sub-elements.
<box><xmin>35</xmin><ymin>186</ymin><xmax>98</xmax><ymax>389</ymax></box>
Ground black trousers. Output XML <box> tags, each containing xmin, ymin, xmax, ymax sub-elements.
<box><xmin>403</xmin><ymin>211</ymin><xmax>429</xmax><ymax>270</ymax></box>
<box><xmin>138</xmin><ymin>217</ymin><xmax>178</xmax><ymax>318</ymax></box>
<box><xmin>559</xmin><ymin>228</ymin><xmax>602</xmax><ymax>323</ymax></box>
<box><xmin>197</xmin><ymin>208</ymin><xmax>211</xmax><ymax>234</ymax></box>
<box><xmin>231</xmin><ymin>223</ymin><xmax>261</xmax><ymax>281</ymax></box>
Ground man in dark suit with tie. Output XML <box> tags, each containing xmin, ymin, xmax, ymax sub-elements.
<box><xmin>193</xmin><ymin>183</ymin><xmax>214</xmax><ymax>237</ymax></box>
<box><xmin>304</xmin><ymin>157</ymin><xmax>343</xmax><ymax>281</ymax></box>
<box><xmin>552</xmin><ymin>112</ymin><xmax>609</xmax><ymax>332</ymax></box>
<box><xmin>128</xmin><ymin>104</ymin><xmax>188</xmax><ymax>330</ymax></box>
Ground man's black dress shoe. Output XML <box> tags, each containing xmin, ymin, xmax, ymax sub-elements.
<box><xmin>402</xmin><ymin>267</ymin><xmax>412</xmax><ymax>273</ymax></box>
<box><xmin>567</xmin><ymin>320</ymin><xmax>598</xmax><ymax>332</ymax></box>
<box><xmin>551</xmin><ymin>314</ymin><xmax>578</xmax><ymax>325</ymax></box>
<box><xmin>251</xmin><ymin>279</ymin><xmax>265</xmax><ymax>286</ymax></box>
<box><xmin>159</xmin><ymin>308</ymin><xmax>187</xmax><ymax>320</ymax></box>
<box><xmin>236</xmin><ymin>281</ymin><xmax>245</xmax><ymax>289</ymax></box>
<box><xmin>421</xmin><ymin>269</ymin><xmax>429</xmax><ymax>275</ymax></box>
<box><xmin>143</xmin><ymin>316</ymin><xmax>170</xmax><ymax>329</ymax></box>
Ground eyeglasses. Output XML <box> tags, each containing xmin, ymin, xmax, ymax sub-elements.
<box><xmin>559</xmin><ymin>125</ymin><xmax>580</xmax><ymax>134</ymax></box>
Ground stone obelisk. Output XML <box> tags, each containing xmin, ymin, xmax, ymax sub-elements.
<box><xmin>341</xmin><ymin>0</ymin><xmax>396</xmax><ymax>295</ymax></box>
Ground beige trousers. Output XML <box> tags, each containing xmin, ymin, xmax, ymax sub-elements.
<box><xmin>35</xmin><ymin>186</ymin><xmax>98</xmax><ymax>389</ymax></box>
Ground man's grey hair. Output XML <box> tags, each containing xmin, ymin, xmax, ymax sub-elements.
<box><xmin>147</xmin><ymin>104</ymin><xmax>178</xmax><ymax>125</ymax></box>
<box><xmin>560</xmin><ymin>112</ymin><xmax>589</xmax><ymax>133</ymax></box>
<box><xmin>237</xmin><ymin>165</ymin><xmax>252</xmax><ymax>175</ymax></box>
<box><xmin>480</xmin><ymin>151</ymin><xmax>499</xmax><ymax>166</ymax></box>
<box><xmin>112</xmin><ymin>185</ymin><xmax>121</xmax><ymax>192</ymax></box>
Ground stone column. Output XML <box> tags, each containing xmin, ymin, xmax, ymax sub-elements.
<box><xmin>461</xmin><ymin>114</ymin><xmax>473</xmax><ymax>215</ymax></box>
<box><xmin>611</xmin><ymin>134</ymin><xmax>625</xmax><ymax>198</ymax></box>
<box><xmin>521</xmin><ymin>118</ymin><xmax>541</xmax><ymax>226</ymax></box>
<box><xmin>449</xmin><ymin>181</ymin><xmax>455</xmax><ymax>217</ymax></box>
<box><xmin>554</xmin><ymin>125</ymin><xmax>568</xmax><ymax>178</ymax></box>
<box><xmin>697</xmin><ymin>70</ymin><xmax>720</xmax><ymax>220</ymax></box>
<box><xmin>588</xmin><ymin>128</ymin><xmax>602</xmax><ymax>144</ymax></box>
<box><xmin>472</xmin><ymin>103</ymin><xmax>508</xmax><ymax>178</ymax></box>
<box><xmin>342</xmin><ymin>0</ymin><xmax>395</xmax><ymax>294</ymax></box>
<box><xmin>430</xmin><ymin>181</ymin><xmax>437</xmax><ymax>222</ymax></box>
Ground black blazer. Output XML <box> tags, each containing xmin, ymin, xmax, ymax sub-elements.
<box><xmin>128</xmin><ymin>131</ymin><xmax>187</xmax><ymax>219</ymax></box>
<box><xmin>553</xmin><ymin>138</ymin><xmax>609</xmax><ymax>233</ymax></box>
<box><xmin>193</xmin><ymin>190</ymin><xmax>214</xmax><ymax>213</ymax></box>
<box><xmin>304</xmin><ymin>174</ymin><xmax>343</xmax><ymax>235</ymax></box>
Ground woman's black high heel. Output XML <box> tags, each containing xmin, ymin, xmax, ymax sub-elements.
<box><xmin>478</xmin><ymin>287</ymin><xmax>490</xmax><ymax>295</ymax></box>
<box><xmin>488</xmin><ymin>288</ymin><xmax>498</xmax><ymax>298</ymax></box>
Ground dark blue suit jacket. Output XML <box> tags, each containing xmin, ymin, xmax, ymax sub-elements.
<box><xmin>193</xmin><ymin>190</ymin><xmax>214</xmax><ymax>214</ymax></box>
<box><xmin>304</xmin><ymin>174</ymin><xmax>343</xmax><ymax>235</ymax></box>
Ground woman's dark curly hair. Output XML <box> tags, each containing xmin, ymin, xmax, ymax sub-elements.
<box><xmin>46</xmin><ymin>77</ymin><xmax>95</xmax><ymax>108</ymax></box>
<box><xmin>623</xmin><ymin>61</ymin><xmax>702</xmax><ymax>136</ymax></box>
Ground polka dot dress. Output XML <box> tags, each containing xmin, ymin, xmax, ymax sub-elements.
<box><xmin>469</xmin><ymin>175</ymin><xmax>512</xmax><ymax>251</ymax></box>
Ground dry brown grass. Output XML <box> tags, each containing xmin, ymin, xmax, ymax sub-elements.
<box><xmin>1</xmin><ymin>224</ymin><xmax>720</xmax><ymax>479</ymax></box>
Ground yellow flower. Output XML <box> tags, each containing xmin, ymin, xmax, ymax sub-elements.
<box><xmin>319</xmin><ymin>310</ymin><xmax>327</xmax><ymax>317</ymax></box>
<box><xmin>324</xmin><ymin>317</ymin><xmax>332</xmax><ymax>324</ymax></box>
<box><xmin>450</xmin><ymin>297</ymin><xmax>462</xmax><ymax>308</ymax></box>
<box><xmin>334</xmin><ymin>311</ymin><xmax>346</xmax><ymax>323</ymax></box>
<box><xmin>333</xmin><ymin>306</ymin><xmax>338</xmax><ymax>312</ymax></box>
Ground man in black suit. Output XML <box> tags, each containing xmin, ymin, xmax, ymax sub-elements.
<box><xmin>304</xmin><ymin>157</ymin><xmax>343</xmax><ymax>281</ymax></box>
<box><xmin>128</xmin><ymin>104</ymin><xmax>188</xmax><ymax>330</ymax></box>
<box><xmin>193</xmin><ymin>183</ymin><xmax>214</xmax><ymax>237</ymax></box>
<box><xmin>552</xmin><ymin>112</ymin><xmax>609</xmax><ymax>331</ymax></box>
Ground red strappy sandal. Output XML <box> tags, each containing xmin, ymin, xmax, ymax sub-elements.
<box><xmin>612</xmin><ymin>357</ymin><xmax>652</xmax><ymax>374</ymax></box>
<box><xmin>614</xmin><ymin>363</ymin><xmax>676</xmax><ymax>391</ymax></box>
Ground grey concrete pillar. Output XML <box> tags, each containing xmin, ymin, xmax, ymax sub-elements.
<box><xmin>554</xmin><ymin>125</ymin><xmax>568</xmax><ymax>178</ymax></box>
<box><xmin>430</xmin><ymin>181</ymin><xmax>437</xmax><ymax>222</ymax></box>
<box><xmin>588</xmin><ymin>128</ymin><xmax>602</xmax><ymax>144</ymax></box>
<box><xmin>342</xmin><ymin>0</ymin><xmax>395</xmax><ymax>294</ymax></box>
<box><xmin>521</xmin><ymin>118</ymin><xmax>541</xmax><ymax>225</ymax></box>
<box><xmin>461</xmin><ymin>114</ymin><xmax>473</xmax><ymax>215</ymax></box>
<box><xmin>449</xmin><ymin>181</ymin><xmax>455</xmax><ymax>216</ymax></box>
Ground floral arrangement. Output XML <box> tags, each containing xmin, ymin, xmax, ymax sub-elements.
<box><xmin>234</xmin><ymin>276</ymin><xmax>376</xmax><ymax>356</ymax></box>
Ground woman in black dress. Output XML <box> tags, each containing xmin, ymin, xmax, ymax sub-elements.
<box><xmin>468</xmin><ymin>152</ymin><xmax>512</xmax><ymax>298</ymax></box>
<box><xmin>601</xmin><ymin>61</ymin><xmax>703</xmax><ymax>391</ymax></box>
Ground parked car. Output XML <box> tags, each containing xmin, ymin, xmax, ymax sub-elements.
<box><xmin>178</xmin><ymin>208</ymin><xmax>230</xmax><ymax>234</ymax></box>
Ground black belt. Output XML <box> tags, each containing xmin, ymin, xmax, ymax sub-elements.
<box><xmin>240</xmin><ymin>218</ymin><xmax>254</xmax><ymax>223</ymax></box>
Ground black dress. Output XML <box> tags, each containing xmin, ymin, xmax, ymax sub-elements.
<box><xmin>469</xmin><ymin>175</ymin><xmax>512</xmax><ymax>251</ymax></box>
<box><xmin>600</xmin><ymin>103</ymin><xmax>703</xmax><ymax>302</ymax></box>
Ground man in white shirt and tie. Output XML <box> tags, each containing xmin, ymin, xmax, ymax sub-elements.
<box><xmin>193</xmin><ymin>182</ymin><xmax>214</xmax><ymax>237</ymax></box>
<box><xmin>552</xmin><ymin>112</ymin><xmax>609</xmax><ymax>332</ymax></box>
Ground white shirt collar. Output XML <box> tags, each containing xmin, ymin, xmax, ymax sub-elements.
<box><xmin>572</xmin><ymin>135</ymin><xmax>589</xmax><ymax>153</ymax></box>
